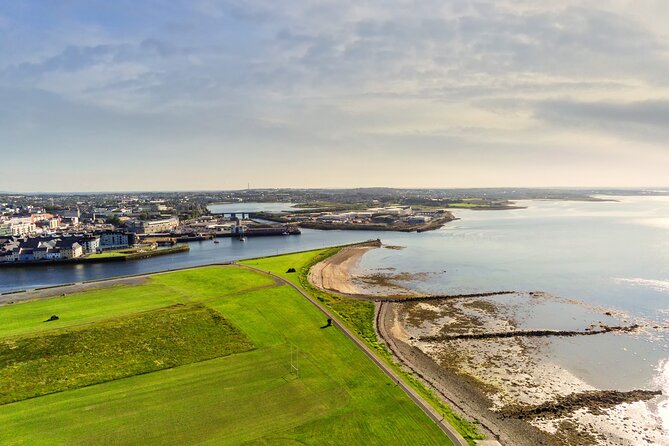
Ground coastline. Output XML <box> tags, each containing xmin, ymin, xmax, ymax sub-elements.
<box><xmin>253</xmin><ymin>212</ymin><xmax>456</xmax><ymax>232</ymax></box>
<box><xmin>307</xmin><ymin>242</ymin><xmax>422</xmax><ymax>297</ymax></box>
<box><xmin>307</xmin><ymin>245</ymin><xmax>547</xmax><ymax>443</ymax></box>
<box><xmin>306</xmin><ymin>246</ymin><xmax>667</xmax><ymax>445</ymax></box>
<box><xmin>376</xmin><ymin>301</ymin><xmax>554</xmax><ymax>446</ymax></box>
<box><xmin>307</xmin><ymin>243</ymin><xmax>381</xmax><ymax>295</ymax></box>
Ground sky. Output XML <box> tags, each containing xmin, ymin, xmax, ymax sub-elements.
<box><xmin>1</xmin><ymin>1</ymin><xmax>669</xmax><ymax>192</ymax></box>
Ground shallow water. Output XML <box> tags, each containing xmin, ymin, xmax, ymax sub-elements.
<box><xmin>356</xmin><ymin>196</ymin><xmax>669</xmax><ymax>424</ymax></box>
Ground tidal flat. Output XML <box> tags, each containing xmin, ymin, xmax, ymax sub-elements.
<box><xmin>390</xmin><ymin>292</ymin><xmax>666</xmax><ymax>445</ymax></box>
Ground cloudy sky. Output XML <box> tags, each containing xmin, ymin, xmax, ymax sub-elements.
<box><xmin>1</xmin><ymin>1</ymin><xmax>669</xmax><ymax>191</ymax></box>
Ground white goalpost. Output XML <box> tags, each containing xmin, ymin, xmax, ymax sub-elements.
<box><xmin>290</xmin><ymin>343</ymin><xmax>300</xmax><ymax>378</ymax></box>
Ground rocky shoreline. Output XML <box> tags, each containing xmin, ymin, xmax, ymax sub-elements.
<box><xmin>376</xmin><ymin>301</ymin><xmax>557</xmax><ymax>446</ymax></box>
<box><xmin>307</xmin><ymin>244</ymin><xmax>667</xmax><ymax>445</ymax></box>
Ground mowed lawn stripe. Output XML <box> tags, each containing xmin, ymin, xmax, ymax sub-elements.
<box><xmin>0</xmin><ymin>349</ymin><xmax>344</xmax><ymax>446</ymax></box>
<box><xmin>212</xmin><ymin>285</ymin><xmax>450</xmax><ymax>444</ymax></box>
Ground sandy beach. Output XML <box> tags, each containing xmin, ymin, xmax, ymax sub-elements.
<box><xmin>307</xmin><ymin>241</ymin><xmax>423</xmax><ymax>296</ymax></box>
<box><xmin>307</xmin><ymin>243</ymin><xmax>422</xmax><ymax>297</ymax></box>
<box><xmin>308</xmin><ymin>244</ymin><xmax>378</xmax><ymax>294</ymax></box>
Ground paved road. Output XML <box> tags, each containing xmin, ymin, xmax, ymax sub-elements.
<box><xmin>239</xmin><ymin>264</ymin><xmax>469</xmax><ymax>446</ymax></box>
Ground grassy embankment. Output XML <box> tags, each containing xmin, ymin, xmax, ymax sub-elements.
<box><xmin>86</xmin><ymin>244</ymin><xmax>154</xmax><ymax>258</ymax></box>
<box><xmin>86</xmin><ymin>249</ymin><xmax>129</xmax><ymax>258</ymax></box>
<box><xmin>0</xmin><ymin>265</ymin><xmax>449</xmax><ymax>445</ymax></box>
<box><xmin>241</xmin><ymin>246</ymin><xmax>485</xmax><ymax>445</ymax></box>
<box><xmin>87</xmin><ymin>244</ymin><xmax>189</xmax><ymax>260</ymax></box>
<box><xmin>0</xmin><ymin>304</ymin><xmax>252</xmax><ymax>405</ymax></box>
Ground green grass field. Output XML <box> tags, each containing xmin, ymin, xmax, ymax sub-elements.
<box><xmin>241</xmin><ymin>247</ymin><xmax>484</xmax><ymax>444</ymax></box>
<box><xmin>0</xmin><ymin>304</ymin><xmax>253</xmax><ymax>405</ymax></box>
<box><xmin>241</xmin><ymin>247</ymin><xmax>377</xmax><ymax>343</ymax></box>
<box><xmin>0</xmin><ymin>264</ymin><xmax>451</xmax><ymax>445</ymax></box>
<box><xmin>86</xmin><ymin>250</ymin><xmax>129</xmax><ymax>258</ymax></box>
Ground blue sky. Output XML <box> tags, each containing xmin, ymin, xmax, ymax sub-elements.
<box><xmin>1</xmin><ymin>1</ymin><xmax>669</xmax><ymax>191</ymax></box>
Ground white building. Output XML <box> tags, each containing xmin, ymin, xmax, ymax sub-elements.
<box><xmin>127</xmin><ymin>217</ymin><xmax>179</xmax><ymax>234</ymax></box>
<box><xmin>33</xmin><ymin>247</ymin><xmax>50</xmax><ymax>261</ymax></box>
<box><xmin>8</xmin><ymin>217</ymin><xmax>36</xmax><ymax>236</ymax></box>
<box><xmin>78</xmin><ymin>236</ymin><xmax>101</xmax><ymax>254</ymax></box>
<box><xmin>47</xmin><ymin>218</ymin><xmax>60</xmax><ymax>230</ymax></box>
<box><xmin>99</xmin><ymin>232</ymin><xmax>134</xmax><ymax>250</ymax></box>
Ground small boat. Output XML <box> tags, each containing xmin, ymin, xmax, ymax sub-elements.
<box><xmin>239</xmin><ymin>236</ymin><xmax>247</xmax><ymax>242</ymax></box>
<box><xmin>213</xmin><ymin>240</ymin><xmax>219</xmax><ymax>244</ymax></box>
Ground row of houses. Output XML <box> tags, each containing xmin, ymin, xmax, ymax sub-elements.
<box><xmin>1</xmin><ymin>208</ymin><xmax>181</xmax><ymax>238</ymax></box>
<box><xmin>0</xmin><ymin>231</ymin><xmax>137</xmax><ymax>263</ymax></box>
<box><xmin>0</xmin><ymin>213</ymin><xmax>65</xmax><ymax>236</ymax></box>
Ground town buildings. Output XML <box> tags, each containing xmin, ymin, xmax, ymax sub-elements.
<box><xmin>0</xmin><ymin>231</ymin><xmax>136</xmax><ymax>263</ymax></box>
<box><xmin>6</xmin><ymin>217</ymin><xmax>36</xmax><ymax>236</ymax></box>
<box><xmin>126</xmin><ymin>217</ymin><xmax>179</xmax><ymax>234</ymax></box>
<box><xmin>99</xmin><ymin>231</ymin><xmax>135</xmax><ymax>249</ymax></box>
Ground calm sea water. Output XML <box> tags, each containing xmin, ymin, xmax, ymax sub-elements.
<box><xmin>361</xmin><ymin>197</ymin><xmax>669</xmax><ymax>318</ymax></box>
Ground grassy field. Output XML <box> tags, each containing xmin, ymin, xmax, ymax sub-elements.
<box><xmin>86</xmin><ymin>250</ymin><xmax>129</xmax><ymax>258</ymax></box>
<box><xmin>241</xmin><ymin>247</ymin><xmax>484</xmax><ymax>444</ymax></box>
<box><xmin>0</xmin><ymin>264</ymin><xmax>450</xmax><ymax>445</ymax></box>
<box><xmin>0</xmin><ymin>304</ymin><xmax>252</xmax><ymax>405</ymax></box>
<box><xmin>241</xmin><ymin>248</ymin><xmax>377</xmax><ymax>343</ymax></box>
<box><xmin>86</xmin><ymin>245</ymin><xmax>149</xmax><ymax>259</ymax></box>
<box><xmin>86</xmin><ymin>244</ymin><xmax>189</xmax><ymax>260</ymax></box>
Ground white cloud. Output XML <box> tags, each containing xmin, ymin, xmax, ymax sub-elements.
<box><xmin>1</xmin><ymin>0</ymin><xmax>669</xmax><ymax>191</ymax></box>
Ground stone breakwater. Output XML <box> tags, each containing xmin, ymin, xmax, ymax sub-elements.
<box><xmin>500</xmin><ymin>389</ymin><xmax>663</xmax><ymax>420</ymax></box>
<box><xmin>418</xmin><ymin>324</ymin><xmax>640</xmax><ymax>341</ymax></box>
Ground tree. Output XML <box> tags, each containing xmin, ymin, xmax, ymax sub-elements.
<box><xmin>105</xmin><ymin>215</ymin><xmax>121</xmax><ymax>227</ymax></box>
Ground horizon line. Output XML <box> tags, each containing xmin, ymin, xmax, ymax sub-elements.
<box><xmin>2</xmin><ymin>186</ymin><xmax>669</xmax><ymax>195</ymax></box>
